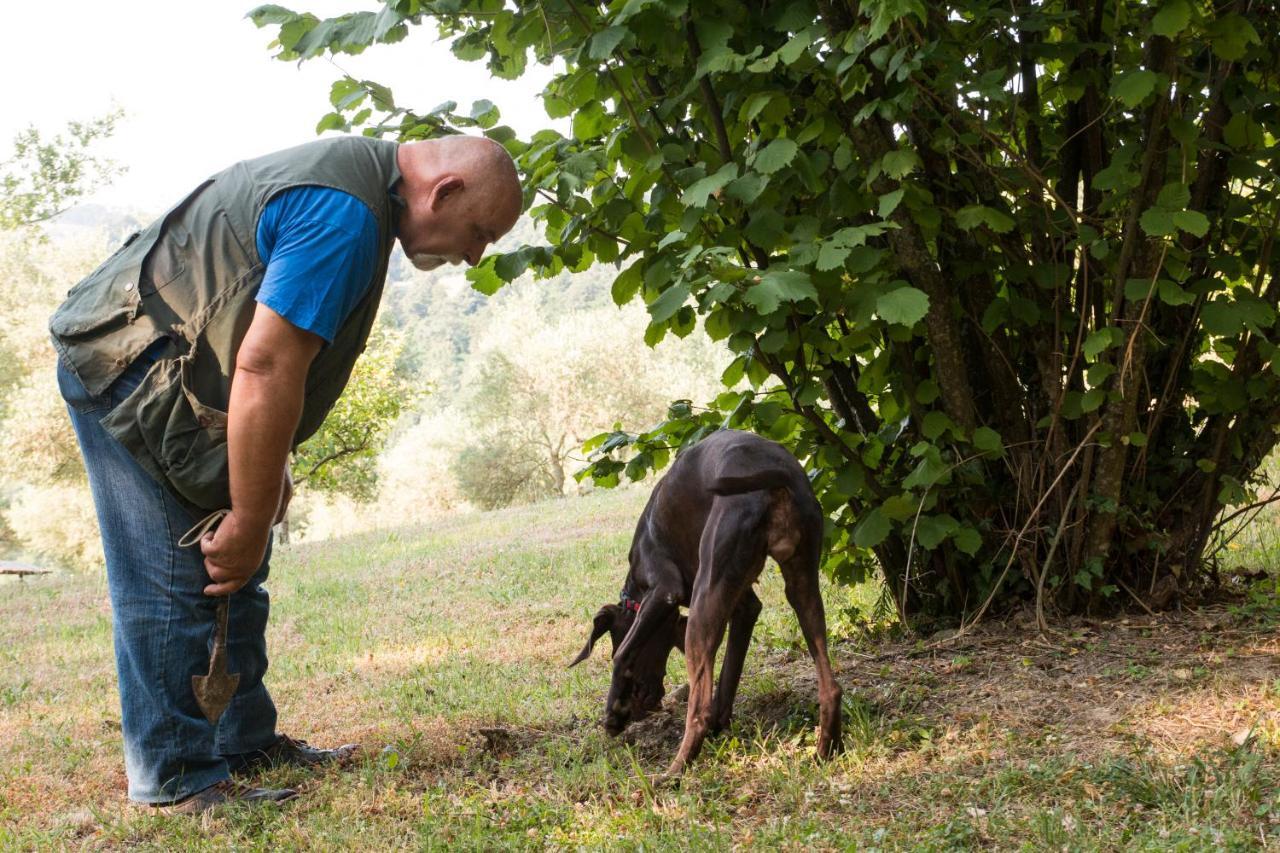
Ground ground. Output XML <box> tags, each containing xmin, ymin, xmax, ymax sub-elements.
<box><xmin>1</xmin><ymin>487</ymin><xmax>1277</xmax><ymax>850</ymax></box>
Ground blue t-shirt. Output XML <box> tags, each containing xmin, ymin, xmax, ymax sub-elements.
<box><xmin>254</xmin><ymin>186</ymin><xmax>379</xmax><ymax>343</ymax></box>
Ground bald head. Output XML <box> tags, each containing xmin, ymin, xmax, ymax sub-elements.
<box><xmin>395</xmin><ymin>135</ymin><xmax>523</xmax><ymax>270</ymax></box>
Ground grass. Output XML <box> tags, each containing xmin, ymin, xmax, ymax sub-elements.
<box><xmin>1</xmin><ymin>484</ymin><xmax>1278</xmax><ymax>850</ymax></box>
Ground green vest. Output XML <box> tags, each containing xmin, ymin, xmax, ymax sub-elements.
<box><xmin>49</xmin><ymin>136</ymin><xmax>402</xmax><ymax>517</ymax></box>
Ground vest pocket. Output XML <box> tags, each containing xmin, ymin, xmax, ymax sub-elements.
<box><xmin>139</xmin><ymin>223</ymin><xmax>189</xmax><ymax>293</ymax></box>
<box><xmin>135</xmin><ymin>357</ymin><xmax>231</xmax><ymax>511</ymax></box>
<box><xmin>50</xmin><ymin>258</ymin><xmax>146</xmax><ymax>340</ymax></box>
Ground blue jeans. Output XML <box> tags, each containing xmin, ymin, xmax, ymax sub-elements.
<box><xmin>57</xmin><ymin>352</ymin><xmax>278</xmax><ymax>803</ymax></box>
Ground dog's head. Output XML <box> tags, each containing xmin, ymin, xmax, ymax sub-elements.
<box><xmin>569</xmin><ymin>602</ymin><xmax>686</xmax><ymax>735</ymax></box>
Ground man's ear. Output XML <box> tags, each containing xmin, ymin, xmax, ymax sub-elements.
<box><xmin>430</xmin><ymin>175</ymin><xmax>464</xmax><ymax>210</ymax></box>
<box><xmin>569</xmin><ymin>604</ymin><xmax>620</xmax><ymax>667</ymax></box>
<box><xmin>672</xmin><ymin>614</ymin><xmax>688</xmax><ymax>655</ymax></box>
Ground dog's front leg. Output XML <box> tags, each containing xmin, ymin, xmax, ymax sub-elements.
<box><xmin>663</xmin><ymin>573</ymin><xmax>735</xmax><ymax>780</ymax></box>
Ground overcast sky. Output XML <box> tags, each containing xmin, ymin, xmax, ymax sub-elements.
<box><xmin>0</xmin><ymin>0</ymin><xmax>555</xmax><ymax>214</ymax></box>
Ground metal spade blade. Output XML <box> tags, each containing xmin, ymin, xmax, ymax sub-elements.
<box><xmin>192</xmin><ymin>596</ymin><xmax>238</xmax><ymax>724</ymax></box>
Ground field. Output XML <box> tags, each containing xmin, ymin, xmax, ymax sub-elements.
<box><xmin>1</xmin><ymin>486</ymin><xmax>1278</xmax><ymax>850</ymax></box>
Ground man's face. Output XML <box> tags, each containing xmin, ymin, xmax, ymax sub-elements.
<box><xmin>398</xmin><ymin>175</ymin><xmax>517</xmax><ymax>270</ymax></box>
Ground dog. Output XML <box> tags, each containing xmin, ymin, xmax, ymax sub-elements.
<box><xmin>571</xmin><ymin>429</ymin><xmax>843</xmax><ymax>779</ymax></box>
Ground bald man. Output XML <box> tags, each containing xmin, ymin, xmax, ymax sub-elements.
<box><xmin>49</xmin><ymin>135</ymin><xmax>521</xmax><ymax>813</ymax></box>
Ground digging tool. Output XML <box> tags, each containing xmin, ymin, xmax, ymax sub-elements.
<box><xmin>179</xmin><ymin>508</ymin><xmax>239</xmax><ymax>724</ymax></box>
<box><xmin>193</xmin><ymin>595</ymin><xmax>239</xmax><ymax>723</ymax></box>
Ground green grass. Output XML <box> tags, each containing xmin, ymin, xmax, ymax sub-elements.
<box><xmin>1</xmin><ymin>485</ymin><xmax>1278</xmax><ymax>850</ymax></box>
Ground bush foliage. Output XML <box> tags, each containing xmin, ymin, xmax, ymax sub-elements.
<box><xmin>253</xmin><ymin>0</ymin><xmax>1280</xmax><ymax>620</ymax></box>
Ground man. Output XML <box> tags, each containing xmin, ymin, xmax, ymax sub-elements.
<box><xmin>49</xmin><ymin>134</ymin><xmax>522</xmax><ymax>813</ymax></box>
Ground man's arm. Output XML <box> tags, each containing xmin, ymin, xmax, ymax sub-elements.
<box><xmin>200</xmin><ymin>303</ymin><xmax>321</xmax><ymax>596</ymax></box>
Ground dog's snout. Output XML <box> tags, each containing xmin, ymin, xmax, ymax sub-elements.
<box><xmin>604</xmin><ymin>699</ymin><xmax>631</xmax><ymax>735</ymax></box>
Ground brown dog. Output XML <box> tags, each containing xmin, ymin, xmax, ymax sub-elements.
<box><xmin>571</xmin><ymin>429</ymin><xmax>843</xmax><ymax>778</ymax></box>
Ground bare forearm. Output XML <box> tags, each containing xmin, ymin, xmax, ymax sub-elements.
<box><xmin>226</xmin><ymin>368</ymin><xmax>303</xmax><ymax>529</ymax></box>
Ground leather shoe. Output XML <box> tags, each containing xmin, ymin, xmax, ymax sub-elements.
<box><xmin>226</xmin><ymin>734</ymin><xmax>358</xmax><ymax>774</ymax></box>
<box><xmin>152</xmin><ymin>779</ymin><xmax>298</xmax><ymax>815</ymax></box>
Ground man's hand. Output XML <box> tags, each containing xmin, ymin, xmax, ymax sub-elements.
<box><xmin>201</xmin><ymin>510</ymin><xmax>272</xmax><ymax>596</ymax></box>
<box><xmin>275</xmin><ymin>466</ymin><xmax>293</xmax><ymax>526</ymax></box>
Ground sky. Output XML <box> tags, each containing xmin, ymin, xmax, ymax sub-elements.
<box><xmin>0</xmin><ymin>0</ymin><xmax>556</xmax><ymax>214</ymax></box>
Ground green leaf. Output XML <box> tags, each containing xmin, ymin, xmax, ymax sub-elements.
<box><xmin>1086</xmin><ymin>362</ymin><xmax>1117</xmax><ymax>387</ymax></box>
<box><xmin>853</xmin><ymin>508</ymin><xmax>890</xmax><ymax>548</ymax></box>
<box><xmin>1139</xmin><ymin>207</ymin><xmax>1176</xmax><ymax>237</ymax></box>
<box><xmin>878</xmin><ymin>188</ymin><xmax>905</xmax><ymax>219</ymax></box>
<box><xmin>611</xmin><ymin>261</ymin><xmax>643</xmax><ymax>306</ymax></box>
<box><xmin>572</xmin><ymin>100</ymin><xmax>610</xmax><ymax>140</ymax></box>
<box><xmin>1156</xmin><ymin>182</ymin><xmax>1190</xmax><ymax>209</ymax></box>
<box><xmin>494</xmin><ymin>249</ymin><xmax>532</xmax><ymax>281</ymax></box>
<box><xmin>1152</xmin><ymin>0</ymin><xmax>1192</xmax><ymax>37</ymax></box>
<box><xmin>1198</xmin><ymin>296</ymin><xmax>1274</xmax><ymax>338</ymax></box>
<box><xmin>1158</xmin><ymin>279</ymin><xmax>1196</xmax><ymax>306</ymax></box>
<box><xmin>683</xmin><ymin>163</ymin><xmax>738</xmax><ymax>208</ymax></box>
<box><xmin>744</xmin><ymin>269</ymin><xmax>819</xmax><ymax>314</ymax></box>
<box><xmin>876</xmin><ymin>287</ymin><xmax>930</xmax><ymax>326</ymax></box>
<box><xmin>955</xmin><ymin>204</ymin><xmax>1016</xmax><ymax>233</ymax></box>
<box><xmin>1110</xmin><ymin>69</ymin><xmax>1158</xmax><ymax>107</ymax></box>
<box><xmin>915</xmin><ymin>514</ymin><xmax>959</xmax><ymax>549</ymax></box>
<box><xmin>725</xmin><ymin>172</ymin><xmax>769</xmax><ymax>204</ymax></box>
<box><xmin>588</xmin><ymin>25</ymin><xmax>629</xmax><ymax>59</ymax></box>
<box><xmin>816</xmin><ymin>241</ymin><xmax>852</xmax><ymax>272</ymax></box>
<box><xmin>469</xmin><ymin>98</ymin><xmax>499</xmax><ymax>128</ymax></box>
<box><xmin>753</xmin><ymin>138</ymin><xmax>799</xmax><ymax>175</ymax></box>
<box><xmin>903</xmin><ymin>452</ymin><xmax>950</xmax><ymax>490</ymax></box>
<box><xmin>1207</xmin><ymin>13</ymin><xmax>1260</xmax><ymax>61</ymax></box>
<box><xmin>744</xmin><ymin>209</ymin><xmax>786</xmax><ymax>251</ymax></box>
<box><xmin>1224</xmin><ymin>113</ymin><xmax>1265</xmax><ymax>149</ymax></box>
<box><xmin>644</xmin><ymin>321</ymin><xmax>668</xmax><ymax>347</ymax></box>
<box><xmin>973</xmin><ymin>427</ymin><xmax>1003</xmax><ymax>455</ymax></box>
<box><xmin>1201</xmin><ymin>299</ymin><xmax>1246</xmax><ymax>337</ymax></box>
<box><xmin>466</xmin><ymin>261</ymin><xmax>503</xmax><ymax>296</ymax></box>
<box><xmin>880</xmin><ymin>149</ymin><xmax>920</xmax><ymax>179</ymax></box>
<box><xmin>922</xmin><ymin>411</ymin><xmax>952</xmax><ymax>440</ymax></box>
<box><xmin>1083</xmin><ymin>327</ymin><xmax>1120</xmax><ymax>360</ymax></box>
<box><xmin>777</xmin><ymin>28</ymin><xmax>813</xmax><ymax>64</ymax></box>
<box><xmin>1173</xmin><ymin>210</ymin><xmax>1209</xmax><ymax>238</ymax></box>
<box><xmin>952</xmin><ymin>526</ymin><xmax>982</xmax><ymax>556</ymax></box>
<box><xmin>648</xmin><ymin>282</ymin><xmax>691</xmax><ymax>323</ymax></box>
<box><xmin>1081</xmin><ymin>387</ymin><xmax>1107</xmax><ymax>412</ymax></box>
<box><xmin>1125</xmin><ymin>277</ymin><xmax>1154</xmax><ymax>301</ymax></box>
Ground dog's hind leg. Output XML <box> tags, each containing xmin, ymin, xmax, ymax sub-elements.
<box><xmin>664</xmin><ymin>499</ymin><xmax>766</xmax><ymax>779</ymax></box>
<box><xmin>710</xmin><ymin>587</ymin><xmax>762</xmax><ymax>734</ymax></box>
<box><xmin>780</xmin><ymin>539</ymin><xmax>843</xmax><ymax>759</ymax></box>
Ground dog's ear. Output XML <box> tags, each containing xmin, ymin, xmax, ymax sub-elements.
<box><xmin>672</xmin><ymin>614</ymin><xmax>688</xmax><ymax>655</ymax></box>
<box><xmin>569</xmin><ymin>604</ymin><xmax>620</xmax><ymax>667</ymax></box>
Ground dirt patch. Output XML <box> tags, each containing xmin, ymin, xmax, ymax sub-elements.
<box><xmin>543</xmin><ymin>601</ymin><xmax>1279</xmax><ymax>777</ymax></box>
<box><xmin>736</xmin><ymin>601</ymin><xmax>1280</xmax><ymax>761</ymax></box>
